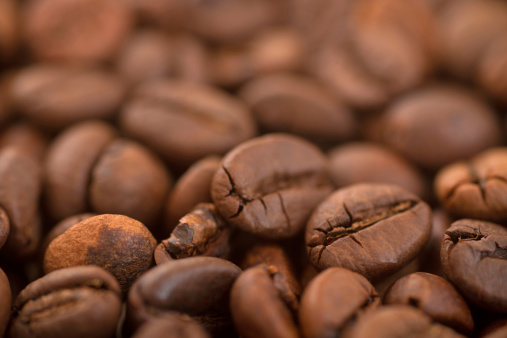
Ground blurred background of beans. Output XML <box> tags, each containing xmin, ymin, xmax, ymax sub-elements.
<box><xmin>0</xmin><ymin>0</ymin><xmax>507</xmax><ymax>337</ymax></box>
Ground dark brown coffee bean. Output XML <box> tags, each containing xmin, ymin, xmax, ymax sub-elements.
<box><xmin>441</xmin><ymin>219</ymin><xmax>507</xmax><ymax>313</ymax></box>
<box><xmin>211</xmin><ymin>29</ymin><xmax>304</xmax><ymax>87</ymax></box>
<box><xmin>239</xmin><ymin>73</ymin><xmax>355</xmax><ymax>145</ymax></box>
<box><xmin>329</xmin><ymin>142</ymin><xmax>427</xmax><ymax>199</ymax></box>
<box><xmin>44</xmin><ymin>214</ymin><xmax>157</xmax><ymax>293</ymax></box>
<box><xmin>240</xmin><ymin>242</ymin><xmax>301</xmax><ymax>312</ymax></box>
<box><xmin>0</xmin><ymin>0</ymin><xmax>18</xmax><ymax>61</ymax></box>
<box><xmin>164</xmin><ymin>156</ymin><xmax>221</xmax><ymax>233</ymax></box>
<box><xmin>0</xmin><ymin>122</ymin><xmax>47</xmax><ymax>162</ymax></box>
<box><xmin>42</xmin><ymin>213</ymin><xmax>96</xmax><ymax>254</ymax></box>
<box><xmin>212</xmin><ymin>133</ymin><xmax>333</xmax><ymax>239</ymax></box>
<box><xmin>10</xmin><ymin>265</ymin><xmax>122</xmax><ymax>338</ymax></box>
<box><xmin>372</xmin><ymin>258</ymin><xmax>420</xmax><ymax>299</ymax></box>
<box><xmin>299</xmin><ymin>267</ymin><xmax>380</xmax><ymax>338</ymax></box>
<box><xmin>306</xmin><ymin>183</ymin><xmax>431</xmax><ymax>281</ymax></box>
<box><xmin>379</xmin><ymin>84</ymin><xmax>501</xmax><ymax>170</ymax></box>
<box><xmin>0</xmin><ymin>267</ymin><xmax>10</xmax><ymax>337</ymax></box>
<box><xmin>155</xmin><ymin>203</ymin><xmax>232</xmax><ymax>264</ymax></box>
<box><xmin>120</xmin><ymin>80</ymin><xmax>257</xmax><ymax>167</ymax></box>
<box><xmin>230</xmin><ymin>265</ymin><xmax>299</xmax><ymax>338</ymax></box>
<box><xmin>343</xmin><ymin>305</ymin><xmax>465</xmax><ymax>338</ymax></box>
<box><xmin>10</xmin><ymin>65</ymin><xmax>126</xmax><ymax>130</ymax></box>
<box><xmin>132</xmin><ymin>314</ymin><xmax>211</xmax><ymax>338</ymax></box>
<box><xmin>435</xmin><ymin>148</ymin><xmax>507</xmax><ymax>222</ymax></box>
<box><xmin>23</xmin><ymin>0</ymin><xmax>133</xmax><ymax>63</ymax></box>
<box><xmin>89</xmin><ymin>138</ymin><xmax>172</xmax><ymax>225</ymax></box>
<box><xmin>384</xmin><ymin>272</ymin><xmax>474</xmax><ymax>333</ymax></box>
<box><xmin>127</xmin><ymin>256</ymin><xmax>241</xmax><ymax>333</ymax></box>
<box><xmin>419</xmin><ymin>209</ymin><xmax>452</xmax><ymax>276</ymax></box>
<box><xmin>0</xmin><ymin>148</ymin><xmax>41</xmax><ymax>258</ymax></box>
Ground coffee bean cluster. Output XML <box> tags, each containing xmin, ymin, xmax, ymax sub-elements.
<box><xmin>0</xmin><ymin>0</ymin><xmax>506</xmax><ymax>337</ymax></box>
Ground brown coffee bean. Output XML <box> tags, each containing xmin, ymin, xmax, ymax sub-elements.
<box><xmin>372</xmin><ymin>258</ymin><xmax>420</xmax><ymax>299</ymax></box>
<box><xmin>42</xmin><ymin>213</ymin><xmax>96</xmax><ymax>254</ymax></box>
<box><xmin>23</xmin><ymin>0</ymin><xmax>133</xmax><ymax>63</ymax></box>
<box><xmin>0</xmin><ymin>0</ymin><xmax>18</xmax><ymax>61</ymax></box>
<box><xmin>306</xmin><ymin>183</ymin><xmax>431</xmax><ymax>281</ymax></box>
<box><xmin>155</xmin><ymin>203</ymin><xmax>232</xmax><ymax>264</ymax></box>
<box><xmin>435</xmin><ymin>148</ymin><xmax>507</xmax><ymax>222</ymax></box>
<box><xmin>441</xmin><ymin>219</ymin><xmax>507</xmax><ymax>313</ymax></box>
<box><xmin>343</xmin><ymin>305</ymin><xmax>465</xmax><ymax>338</ymax></box>
<box><xmin>132</xmin><ymin>314</ymin><xmax>211</xmax><ymax>338</ymax></box>
<box><xmin>164</xmin><ymin>155</ymin><xmax>221</xmax><ymax>233</ymax></box>
<box><xmin>230</xmin><ymin>265</ymin><xmax>299</xmax><ymax>338</ymax></box>
<box><xmin>89</xmin><ymin>138</ymin><xmax>172</xmax><ymax>225</ymax></box>
<box><xmin>212</xmin><ymin>133</ymin><xmax>333</xmax><ymax>239</ymax></box>
<box><xmin>0</xmin><ymin>148</ymin><xmax>41</xmax><ymax>258</ymax></box>
<box><xmin>299</xmin><ymin>267</ymin><xmax>380</xmax><ymax>338</ymax></box>
<box><xmin>127</xmin><ymin>257</ymin><xmax>241</xmax><ymax>333</ymax></box>
<box><xmin>239</xmin><ymin>73</ymin><xmax>355</xmax><ymax>145</ymax></box>
<box><xmin>379</xmin><ymin>84</ymin><xmax>501</xmax><ymax>170</ymax></box>
<box><xmin>477</xmin><ymin>35</ymin><xmax>507</xmax><ymax>105</ymax></box>
<box><xmin>10</xmin><ymin>265</ymin><xmax>122</xmax><ymax>338</ymax></box>
<box><xmin>10</xmin><ymin>64</ymin><xmax>126</xmax><ymax>130</ymax></box>
<box><xmin>44</xmin><ymin>214</ymin><xmax>157</xmax><ymax>292</ymax></box>
<box><xmin>120</xmin><ymin>80</ymin><xmax>257</xmax><ymax>167</ymax></box>
<box><xmin>384</xmin><ymin>272</ymin><xmax>474</xmax><ymax>333</ymax></box>
<box><xmin>329</xmin><ymin>142</ymin><xmax>427</xmax><ymax>199</ymax></box>
<box><xmin>0</xmin><ymin>122</ymin><xmax>47</xmax><ymax>162</ymax></box>
<box><xmin>0</xmin><ymin>267</ymin><xmax>10</xmax><ymax>337</ymax></box>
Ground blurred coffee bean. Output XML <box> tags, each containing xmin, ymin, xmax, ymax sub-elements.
<box><xmin>132</xmin><ymin>314</ymin><xmax>211</xmax><ymax>338</ymax></box>
<box><xmin>0</xmin><ymin>0</ymin><xmax>18</xmax><ymax>62</ymax></box>
<box><xmin>0</xmin><ymin>122</ymin><xmax>47</xmax><ymax>162</ymax></box>
<box><xmin>0</xmin><ymin>267</ymin><xmax>10</xmax><ymax>337</ymax></box>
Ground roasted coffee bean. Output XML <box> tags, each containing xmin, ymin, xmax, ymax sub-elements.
<box><xmin>329</xmin><ymin>142</ymin><xmax>427</xmax><ymax>199</ymax></box>
<box><xmin>212</xmin><ymin>133</ymin><xmax>333</xmax><ymax>239</ymax></box>
<box><xmin>155</xmin><ymin>203</ymin><xmax>231</xmax><ymax>264</ymax></box>
<box><xmin>164</xmin><ymin>155</ymin><xmax>221</xmax><ymax>233</ymax></box>
<box><xmin>441</xmin><ymin>219</ymin><xmax>507</xmax><ymax>313</ymax></box>
<box><xmin>42</xmin><ymin>213</ymin><xmax>96</xmax><ymax>254</ymax></box>
<box><xmin>127</xmin><ymin>257</ymin><xmax>241</xmax><ymax>332</ymax></box>
<box><xmin>299</xmin><ymin>267</ymin><xmax>380</xmax><ymax>338</ymax></box>
<box><xmin>0</xmin><ymin>122</ymin><xmax>47</xmax><ymax>162</ymax></box>
<box><xmin>23</xmin><ymin>0</ymin><xmax>133</xmax><ymax>63</ymax></box>
<box><xmin>45</xmin><ymin>120</ymin><xmax>171</xmax><ymax>226</ymax></box>
<box><xmin>384</xmin><ymin>272</ymin><xmax>474</xmax><ymax>333</ymax></box>
<box><xmin>0</xmin><ymin>0</ymin><xmax>18</xmax><ymax>61</ymax></box>
<box><xmin>120</xmin><ymin>80</ymin><xmax>257</xmax><ymax>167</ymax></box>
<box><xmin>239</xmin><ymin>72</ymin><xmax>355</xmax><ymax>145</ymax></box>
<box><xmin>0</xmin><ymin>148</ymin><xmax>41</xmax><ymax>258</ymax></box>
<box><xmin>306</xmin><ymin>183</ymin><xmax>431</xmax><ymax>281</ymax></box>
<box><xmin>10</xmin><ymin>64</ymin><xmax>126</xmax><ymax>131</ymax></box>
<box><xmin>477</xmin><ymin>35</ymin><xmax>507</xmax><ymax>105</ymax></box>
<box><xmin>343</xmin><ymin>305</ymin><xmax>465</xmax><ymax>338</ymax></box>
<box><xmin>44</xmin><ymin>214</ymin><xmax>157</xmax><ymax>292</ymax></box>
<box><xmin>211</xmin><ymin>29</ymin><xmax>304</xmax><ymax>87</ymax></box>
<box><xmin>378</xmin><ymin>84</ymin><xmax>501</xmax><ymax>170</ymax></box>
<box><xmin>9</xmin><ymin>266</ymin><xmax>122</xmax><ymax>338</ymax></box>
<box><xmin>0</xmin><ymin>267</ymin><xmax>10</xmax><ymax>337</ymax></box>
<box><xmin>230</xmin><ymin>264</ymin><xmax>299</xmax><ymax>338</ymax></box>
<box><xmin>132</xmin><ymin>314</ymin><xmax>211</xmax><ymax>338</ymax></box>
<box><xmin>435</xmin><ymin>148</ymin><xmax>507</xmax><ymax>222</ymax></box>
<box><xmin>372</xmin><ymin>258</ymin><xmax>420</xmax><ymax>299</ymax></box>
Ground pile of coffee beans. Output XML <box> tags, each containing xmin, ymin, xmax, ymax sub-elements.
<box><xmin>0</xmin><ymin>0</ymin><xmax>506</xmax><ymax>337</ymax></box>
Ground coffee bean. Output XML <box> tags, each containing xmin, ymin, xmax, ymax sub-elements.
<box><xmin>10</xmin><ymin>64</ymin><xmax>126</xmax><ymax>130</ymax></box>
<box><xmin>164</xmin><ymin>155</ymin><xmax>221</xmax><ymax>233</ymax></box>
<box><xmin>132</xmin><ymin>314</ymin><xmax>211</xmax><ymax>338</ymax></box>
<box><xmin>299</xmin><ymin>267</ymin><xmax>380</xmax><ymax>338</ymax></box>
<box><xmin>230</xmin><ymin>265</ymin><xmax>299</xmax><ymax>338</ymax></box>
<box><xmin>329</xmin><ymin>142</ymin><xmax>427</xmax><ymax>199</ymax></box>
<box><xmin>239</xmin><ymin>72</ymin><xmax>355</xmax><ymax>145</ymax></box>
<box><xmin>306</xmin><ymin>183</ymin><xmax>431</xmax><ymax>281</ymax></box>
<box><xmin>435</xmin><ymin>148</ymin><xmax>507</xmax><ymax>222</ymax></box>
<box><xmin>23</xmin><ymin>0</ymin><xmax>133</xmax><ymax>62</ymax></box>
<box><xmin>41</xmin><ymin>213</ymin><xmax>96</xmax><ymax>255</ymax></box>
<box><xmin>9</xmin><ymin>265</ymin><xmax>122</xmax><ymax>338</ymax></box>
<box><xmin>384</xmin><ymin>272</ymin><xmax>474</xmax><ymax>333</ymax></box>
<box><xmin>120</xmin><ymin>80</ymin><xmax>257</xmax><ymax>167</ymax></box>
<box><xmin>127</xmin><ymin>256</ymin><xmax>241</xmax><ymax>333</ymax></box>
<box><xmin>0</xmin><ymin>122</ymin><xmax>48</xmax><ymax>162</ymax></box>
<box><xmin>379</xmin><ymin>84</ymin><xmax>501</xmax><ymax>170</ymax></box>
<box><xmin>343</xmin><ymin>305</ymin><xmax>465</xmax><ymax>338</ymax></box>
<box><xmin>155</xmin><ymin>203</ymin><xmax>232</xmax><ymax>264</ymax></box>
<box><xmin>44</xmin><ymin>214</ymin><xmax>157</xmax><ymax>292</ymax></box>
<box><xmin>0</xmin><ymin>148</ymin><xmax>41</xmax><ymax>258</ymax></box>
<box><xmin>477</xmin><ymin>35</ymin><xmax>507</xmax><ymax>105</ymax></box>
<box><xmin>372</xmin><ymin>258</ymin><xmax>420</xmax><ymax>299</ymax></box>
<box><xmin>212</xmin><ymin>133</ymin><xmax>333</xmax><ymax>239</ymax></box>
<box><xmin>441</xmin><ymin>219</ymin><xmax>507</xmax><ymax>313</ymax></box>
<box><xmin>0</xmin><ymin>267</ymin><xmax>10</xmax><ymax>337</ymax></box>
<box><xmin>0</xmin><ymin>0</ymin><xmax>18</xmax><ymax>61</ymax></box>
